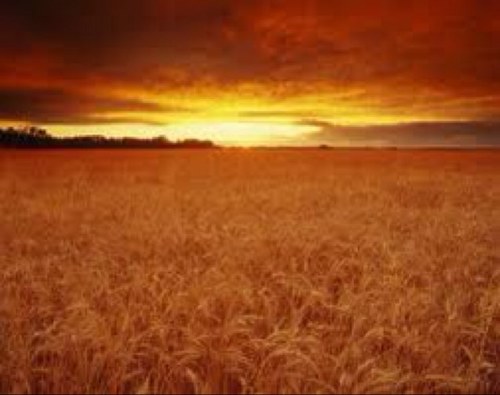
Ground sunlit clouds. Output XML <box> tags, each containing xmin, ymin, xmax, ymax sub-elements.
<box><xmin>1</xmin><ymin>0</ymin><xmax>499</xmax><ymax>145</ymax></box>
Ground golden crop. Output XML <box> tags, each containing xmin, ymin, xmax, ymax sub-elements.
<box><xmin>0</xmin><ymin>149</ymin><xmax>498</xmax><ymax>394</ymax></box>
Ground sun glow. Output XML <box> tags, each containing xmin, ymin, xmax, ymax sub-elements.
<box><xmin>163</xmin><ymin>121</ymin><xmax>319</xmax><ymax>146</ymax></box>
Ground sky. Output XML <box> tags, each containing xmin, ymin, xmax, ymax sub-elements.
<box><xmin>1</xmin><ymin>0</ymin><xmax>499</xmax><ymax>146</ymax></box>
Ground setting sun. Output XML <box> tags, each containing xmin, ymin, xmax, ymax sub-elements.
<box><xmin>163</xmin><ymin>121</ymin><xmax>319</xmax><ymax>145</ymax></box>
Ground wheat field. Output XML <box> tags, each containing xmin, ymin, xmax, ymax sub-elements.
<box><xmin>0</xmin><ymin>149</ymin><xmax>498</xmax><ymax>394</ymax></box>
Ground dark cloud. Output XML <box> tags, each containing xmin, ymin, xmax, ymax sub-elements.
<box><xmin>300</xmin><ymin>120</ymin><xmax>500</xmax><ymax>147</ymax></box>
<box><xmin>0</xmin><ymin>88</ymin><xmax>190</xmax><ymax>125</ymax></box>
<box><xmin>1</xmin><ymin>0</ymin><xmax>499</xmax><ymax>87</ymax></box>
<box><xmin>0</xmin><ymin>0</ymin><xmax>235</xmax><ymax>82</ymax></box>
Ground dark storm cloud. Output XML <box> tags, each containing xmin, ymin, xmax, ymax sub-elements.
<box><xmin>0</xmin><ymin>88</ymin><xmax>189</xmax><ymax>125</ymax></box>
<box><xmin>0</xmin><ymin>0</ymin><xmax>235</xmax><ymax>82</ymax></box>
<box><xmin>301</xmin><ymin>119</ymin><xmax>500</xmax><ymax>147</ymax></box>
<box><xmin>1</xmin><ymin>0</ymin><xmax>499</xmax><ymax>86</ymax></box>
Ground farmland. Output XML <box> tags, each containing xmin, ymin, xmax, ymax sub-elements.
<box><xmin>0</xmin><ymin>149</ymin><xmax>498</xmax><ymax>393</ymax></box>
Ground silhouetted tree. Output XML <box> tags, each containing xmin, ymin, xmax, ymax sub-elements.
<box><xmin>0</xmin><ymin>127</ymin><xmax>217</xmax><ymax>149</ymax></box>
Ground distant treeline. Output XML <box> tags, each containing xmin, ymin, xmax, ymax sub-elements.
<box><xmin>0</xmin><ymin>127</ymin><xmax>217</xmax><ymax>149</ymax></box>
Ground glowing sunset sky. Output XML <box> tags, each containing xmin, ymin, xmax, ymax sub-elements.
<box><xmin>1</xmin><ymin>0</ymin><xmax>499</xmax><ymax>146</ymax></box>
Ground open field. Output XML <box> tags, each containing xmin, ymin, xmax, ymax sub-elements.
<box><xmin>0</xmin><ymin>149</ymin><xmax>499</xmax><ymax>394</ymax></box>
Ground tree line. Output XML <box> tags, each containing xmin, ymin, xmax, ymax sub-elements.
<box><xmin>0</xmin><ymin>127</ymin><xmax>217</xmax><ymax>149</ymax></box>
